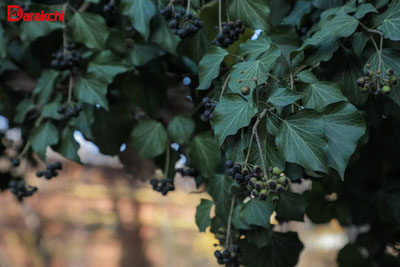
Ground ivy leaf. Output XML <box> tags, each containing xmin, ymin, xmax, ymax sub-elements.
<box><xmin>212</xmin><ymin>94</ymin><xmax>257</xmax><ymax>146</ymax></box>
<box><xmin>14</xmin><ymin>99</ymin><xmax>35</xmax><ymax>124</ymax></box>
<box><xmin>240</xmin><ymin>232</ymin><xmax>304</xmax><ymax>267</ymax></box>
<box><xmin>322</xmin><ymin>102</ymin><xmax>366</xmax><ymax>179</ymax></box>
<box><xmin>238</xmin><ymin>32</ymin><xmax>272</xmax><ymax>60</ymax></box>
<box><xmin>283</xmin><ymin>0</ymin><xmax>313</xmax><ymax>27</ymax></box>
<box><xmin>296</xmin><ymin>70</ymin><xmax>318</xmax><ymax>83</ymax></box>
<box><xmin>249</xmin><ymin>136</ymin><xmax>285</xmax><ymax>171</ymax></box>
<box><xmin>266</xmin><ymin>115</ymin><xmax>280</xmax><ymax>136</ymax></box>
<box><xmin>188</xmin><ymin>132</ymin><xmax>221</xmax><ymax>178</ymax></box>
<box><xmin>229</xmin><ymin>0</ymin><xmax>271</xmax><ymax>30</ymax></box>
<box><xmin>69</xmin><ymin>107</ymin><xmax>94</xmax><ymax>139</ymax></box>
<box><xmin>240</xmin><ymin>198</ymin><xmax>274</xmax><ymax>229</ymax></box>
<box><xmin>207</xmin><ymin>174</ymin><xmax>237</xmax><ymax>220</ymax></box>
<box><xmin>276</xmin><ymin>110</ymin><xmax>329</xmax><ymax>173</ymax></box>
<box><xmin>326</xmin><ymin>51</ymin><xmax>368</xmax><ymax>107</ymax></box>
<box><xmin>58</xmin><ymin>126</ymin><xmax>80</xmax><ymax>163</ymax></box>
<box><xmin>302</xmin><ymin>81</ymin><xmax>347</xmax><ymax>111</ymax></box>
<box><xmin>121</xmin><ymin>0</ymin><xmax>157</xmax><ymax>41</ymax></box>
<box><xmin>195</xmin><ymin>199</ymin><xmax>213</xmax><ymax>232</ymax></box>
<box><xmin>267</xmin><ymin>87</ymin><xmax>303</xmax><ymax>107</ymax></box>
<box><xmin>276</xmin><ymin>192</ymin><xmax>307</xmax><ymax>222</ymax></box>
<box><xmin>74</xmin><ymin>73</ymin><xmax>109</xmax><ymax>110</ymax></box>
<box><xmin>87</xmin><ymin>51</ymin><xmax>128</xmax><ymax>84</ymax></box>
<box><xmin>150</xmin><ymin>14</ymin><xmax>181</xmax><ymax>54</ymax></box>
<box><xmin>355</xmin><ymin>3</ymin><xmax>377</xmax><ymax>19</ymax></box>
<box><xmin>229</xmin><ymin>45</ymin><xmax>281</xmax><ymax>96</ymax></box>
<box><xmin>232</xmin><ymin>203</ymin><xmax>254</xmax><ymax>230</ymax></box>
<box><xmin>41</xmin><ymin>95</ymin><xmax>63</xmax><ymax>120</ymax></box>
<box><xmin>131</xmin><ymin>120</ymin><xmax>168</xmax><ymax>159</ymax></box>
<box><xmin>30</xmin><ymin>121</ymin><xmax>59</xmax><ymax>160</ymax></box>
<box><xmin>197</xmin><ymin>47</ymin><xmax>228</xmax><ymax>90</ymax></box>
<box><xmin>130</xmin><ymin>44</ymin><xmax>160</xmax><ymax>66</ymax></box>
<box><xmin>20</xmin><ymin>21</ymin><xmax>64</xmax><ymax>43</ymax></box>
<box><xmin>350</xmin><ymin>32</ymin><xmax>369</xmax><ymax>58</ymax></box>
<box><xmin>313</xmin><ymin>0</ymin><xmax>343</xmax><ymax>9</ymax></box>
<box><xmin>33</xmin><ymin>70</ymin><xmax>59</xmax><ymax>105</ymax></box>
<box><xmin>246</xmin><ymin>228</ymin><xmax>272</xmax><ymax>248</ymax></box>
<box><xmin>69</xmin><ymin>12</ymin><xmax>109</xmax><ymax>50</ymax></box>
<box><xmin>167</xmin><ymin>115</ymin><xmax>195</xmax><ymax>144</ymax></box>
<box><xmin>374</xmin><ymin>0</ymin><xmax>400</xmax><ymax>41</ymax></box>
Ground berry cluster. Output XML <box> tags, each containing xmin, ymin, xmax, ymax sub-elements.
<box><xmin>212</xmin><ymin>20</ymin><xmax>245</xmax><ymax>48</ymax></box>
<box><xmin>51</xmin><ymin>44</ymin><xmax>81</xmax><ymax>71</ymax></box>
<box><xmin>247</xmin><ymin>167</ymin><xmax>290</xmax><ymax>202</ymax></box>
<box><xmin>57</xmin><ymin>103</ymin><xmax>83</xmax><ymax>120</ymax></box>
<box><xmin>357</xmin><ymin>65</ymin><xmax>397</xmax><ymax>95</ymax></box>
<box><xmin>176</xmin><ymin>165</ymin><xmax>196</xmax><ymax>177</ymax></box>
<box><xmin>150</xmin><ymin>177</ymin><xmax>175</xmax><ymax>196</ymax></box>
<box><xmin>225</xmin><ymin>160</ymin><xmax>264</xmax><ymax>186</ymax></box>
<box><xmin>103</xmin><ymin>1</ymin><xmax>118</xmax><ymax>15</ymax></box>
<box><xmin>36</xmin><ymin>162</ymin><xmax>62</xmax><ymax>180</ymax></box>
<box><xmin>214</xmin><ymin>246</ymin><xmax>240</xmax><ymax>266</ymax></box>
<box><xmin>161</xmin><ymin>6</ymin><xmax>203</xmax><ymax>39</ymax></box>
<box><xmin>200</xmin><ymin>97</ymin><xmax>216</xmax><ymax>121</ymax></box>
<box><xmin>9</xmin><ymin>179</ymin><xmax>37</xmax><ymax>202</ymax></box>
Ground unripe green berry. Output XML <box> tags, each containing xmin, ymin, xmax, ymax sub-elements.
<box><xmin>272</xmin><ymin>167</ymin><xmax>282</xmax><ymax>176</ymax></box>
<box><xmin>278</xmin><ymin>176</ymin><xmax>289</xmax><ymax>185</ymax></box>
<box><xmin>387</xmin><ymin>68</ymin><xmax>394</xmax><ymax>76</ymax></box>
<box><xmin>276</xmin><ymin>184</ymin><xmax>285</xmax><ymax>194</ymax></box>
<box><xmin>259</xmin><ymin>189</ymin><xmax>268</xmax><ymax>201</ymax></box>
<box><xmin>251</xmin><ymin>189</ymin><xmax>259</xmax><ymax>197</ymax></box>
<box><xmin>356</xmin><ymin>77</ymin><xmax>366</xmax><ymax>87</ymax></box>
<box><xmin>267</xmin><ymin>179</ymin><xmax>277</xmax><ymax>189</ymax></box>
<box><xmin>271</xmin><ymin>195</ymin><xmax>279</xmax><ymax>203</ymax></box>
<box><xmin>382</xmin><ymin>85</ymin><xmax>392</xmax><ymax>94</ymax></box>
<box><xmin>389</xmin><ymin>76</ymin><xmax>398</xmax><ymax>85</ymax></box>
<box><xmin>248</xmin><ymin>177</ymin><xmax>258</xmax><ymax>186</ymax></box>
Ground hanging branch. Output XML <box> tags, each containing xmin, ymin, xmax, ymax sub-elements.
<box><xmin>252</xmin><ymin>109</ymin><xmax>267</xmax><ymax>175</ymax></box>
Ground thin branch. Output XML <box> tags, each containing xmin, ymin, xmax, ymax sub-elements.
<box><xmin>218</xmin><ymin>0</ymin><xmax>222</xmax><ymax>31</ymax></box>
<box><xmin>244</xmin><ymin>132</ymin><xmax>254</xmax><ymax>164</ymax></box>
<box><xmin>186</xmin><ymin>0</ymin><xmax>191</xmax><ymax>13</ymax></box>
<box><xmin>219</xmin><ymin>73</ymin><xmax>231</xmax><ymax>100</ymax></box>
<box><xmin>228</xmin><ymin>53</ymin><xmax>245</xmax><ymax>61</ymax></box>
<box><xmin>18</xmin><ymin>140</ymin><xmax>31</xmax><ymax>159</ymax></box>
<box><xmin>67</xmin><ymin>75</ymin><xmax>73</xmax><ymax>103</ymax></box>
<box><xmin>268</xmin><ymin>73</ymin><xmax>280</xmax><ymax>83</ymax></box>
<box><xmin>78</xmin><ymin>2</ymin><xmax>90</xmax><ymax>12</ymax></box>
<box><xmin>164</xmin><ymin>143</ymin><xmax>171</xmax><ymax>177</ymax></box>
<box><xmin>290</xmin><ymin>72</ymin><xmax>295</xmax><ymax>113</ymax></box>
<box><xmin>226</xmin><ymin>0</ymin><xmax>230</xmax><ymax>21</ymax></box>
<box><xmin>190</xmin><ymin>88</ymin><xmax>215</xmax><ymax>116</ymax></box>
<box><xmin>225</xmin><ymin>195</ymin><xmax>236</xmax><ymax>248</ymax></box>
<box><xmin>252</xmin><ymin>109</ymin><xmax>267</xmax><ymax>175</ymax></box>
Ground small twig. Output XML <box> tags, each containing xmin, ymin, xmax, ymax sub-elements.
<box><xmin>164</xmin><ymin>143</ymin><xmax>171</xmax><ymax>177</ymax></box>
<box><xmin>268</xmin><ymin>73</ymin><xmax>280</xmax><ymax>83</ymax></box>
<box><xmin>62</xmin><ymin>3</ymin><xmax>68</xmax><ymax>47</ymax></box>
<box><xmin>78</xmin><ymin>2</ymin><xmax>90</xmax><ymax>12</ymax></box>
<box><xmin>252</xmin><ymin>109</ymin><xmax>267</xmax><ymax>175</ymax></box>
<box><xmin>244</xmin><ymin>132</ymin><xmax>254</xmax><ymax>164</ymax></box>
<box><xmin>290</xmin><ymin>72</ymin><xmax>295</xmax><ymax>113</ymax></box>
<box><xmin>226</xmin><ymin>0</ymin><xmax>230</xmax><ymax>21</ymax></box>
<box><xmin>218</xmin><ymin>0</ymin><xmax>222</xmax><ymax>31</ymax></box>
<box><xmin>18</xmin><ymin>140</ymin><xmax>31</xmax><ymax>159</ymax></box>
<box><xmin>219</xmin><ymin>73</ymin><xmax>231</xmax><ymax>100</ymax></box>
<box><xmin>67</xmin><ymin>75</ymin><xmax>73</xmax><ymax>103</ymax></box>
<box><xmin>225</xmin><ymin>195</ymin><xmax>236</xmax><ymax>248</ymax></box>
<box><xmin>228</xmin><ymin>53</ymin><xmax>245</xmax><ymax>61</ymax></box>
<box><xmin>186</xmin><ymin>0</ymin><xmax>191</xmax><ymax>13</ymax></box>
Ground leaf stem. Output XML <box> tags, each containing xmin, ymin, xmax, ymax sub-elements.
<box><xmin>360</xmin><ymin>22</ymin><xmax>383</xmax><ymax>75</ymax></box>
<box><xmin>164</xmin><ymin>143</ymin><xmax>171</xmax><ymax>177</ymax></box>
<box><xmin>67</xmin><ymin>75</ymin><xmax>73</xmax><ymax>103</ymax></box>
<box><xmin>228</xmin><ymin>53</ymin><xmax>245</xmax><ymax>61</ymax></box>
<box><xmin>268</xmin><ymin>73</ymin><xmax>280</xmax><ymax>83</ymax></box>
<box><xmin>244</xmin><ymin>132</ymin><xmax>254</xmax><ymax>164</ymax></box>
<box><xmin>225</xmin><ymin>195</ymin><xmax>236</xmax><ymax>248</ymax></box>
<box><xmin>226</xmin><ymin>0</ymin><xmax>230</xmax><ymax>21</ymax></box>
<box><xmin>253</xmin><ymin>109</ymin><xmax>267</xmax><ymax>175</ymax></box>
<box><xmin>18</xmin><ymin>140</ymin><xmax>31</xmax><ymax>159</ymax></box>
<box><xmin>219</xmin><ymin>73</ymin><xmax>231</xmax><ymax>101</ymax></box>
<box><xmin>190</xmin><ymin>88</ymin><xmax>215</xmax><ymax>116</ymax></box>
<box><xmin>78</xmin><ymin>2</ymin><xmax>90</xmax><ymax>12</ymax></box>
<box><xmin>186</xmin><ymin>0</ymin><xmax>191</xmax><ymax>13</ymax></box>
<box><xmin>218</xmin><ymin>0</ymin><xmax>222</xmax><ymax>31</ymax></box>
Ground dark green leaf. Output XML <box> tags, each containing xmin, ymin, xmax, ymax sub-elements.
<box><xmin>197</xmin><ymin>47</ymin><xmax>228</xmax><ymax>90</ymax></box>
<box><xmin>58</xmin><ymin>126</ymin><xmax>80</xmax><ymax>163</ymax></box>
<box><xmin>229</xmin><ymin>0</ymin><xmax>271</xmax><ymax>30</ymax></box>
<box><xmin>87</xmin><ymin>51</ymin><xmax>128</xmax><ymax>84</ymax></box>
<box><xmin>121</xmin><ymin>0</ymin><xmax>157</xmax><ymax>40</ymax></box>
<box><xmin>276</xmin><ymin>192</ymin><xmax>307</xmax><ymax>222</ymax></box>
<box><xmin>30</xmin><ymin>121</ymin><xmax>59</xmax><ymax>160</ymax></box>
<box><xmin>212</xmin><ymin>94</ymin><xmax>257</xmax><ymax>146</ymax></box>
<box><xmin>374</xmin><ymin>0</ymin><xmax>400</xmax><ymax>41</ymax></box>
<box><xmin>355</xmin><ymin>3</ymin><xmax>377</xmax><ymax>19</ymax></box>
<box><xmin>195</xmin><ymin>199</ymin><xmax>213</xmax><ymax>232</ymax></box>
<box><xmin>276</xmin><ymin>110</ymin><xmax>329</xmax><ymax>172</ymax></box>
<box><xmin>188</xmin><ymin>133</ymin><xmax>221</xmax><ymax>177</ymax></box>
<box><xmin>74</xmin><ymin>73</ymin><xmax>109</xmax><ymax>110</ymax></box>
<box><xmin>296</xmin><ymin>70</ymin><xmax>318</xmax><ymax>83</ymax></box>
<box><xmin>33</xmin><ymin>70</ymin><xmax>59</xmax><ymax>105</ymax></box>
<box><xmin>131</xmin><ymin>120</ymin><xmax>168</xmax><ymax>158</ymax></box>
<box><xmin>69</xmin><ymin>12</ymin><xmax>109</xmax><ymax>50</ymax></box>
<box><xmin>167</xmin><ymin>115</ymin><xmax>195</xmax><ymax>144</ymax></box>
<box><xmin>302</xmin><ymin>81</ymin><xmax>347</xmax><ymax>111</ymax></box>
<box><xmin>267</xmin><ymin>87</ymin><xmax>303</xmax><ymax>107</ymax></box>
<box><xmin>240</xmin><ymin>198</ymin><xmax>274</xmax><ymax>228</ymax></box>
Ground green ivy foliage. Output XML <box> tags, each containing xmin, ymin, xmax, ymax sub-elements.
<box><xmin>1</xmin><ymin>0</ymin><xmax>400</xmax><ymax>266</ymax></box>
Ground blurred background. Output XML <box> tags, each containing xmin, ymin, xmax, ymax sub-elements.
<box><xmin>0</xmin><ymin>119</ymin><xmax>349</xmax><ymax>267</ymax></box>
